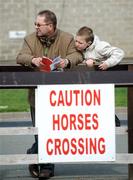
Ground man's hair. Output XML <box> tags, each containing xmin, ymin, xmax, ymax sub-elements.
<box><xmin>77</xmin><ymin>26</ymin><xmax>94</xmax><ymax>43</ymax></box>
<box><xmin>38</xmin><ymin>10</ymin><xmax>57</xmax><ymax>30</ymax></box>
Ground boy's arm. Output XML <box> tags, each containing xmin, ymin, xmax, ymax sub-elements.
<box><xmin>97</xmin><ymin>42</ymin><xmax>125</xmax><ymax>68</ymax></box>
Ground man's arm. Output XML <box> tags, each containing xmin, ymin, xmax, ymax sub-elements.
<box><xmin>65</xmin><ymin>37</ymin><xmax>83</xmax><ymax>68</ymax></box>
<box><xmin>16</xmin><ymin>38</ymin><xmax>35</xmax><ymax>67</ymax></box>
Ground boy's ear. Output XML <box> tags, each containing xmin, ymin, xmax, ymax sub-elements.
<box><xmin>87</xmin><ymin>41</ymin><xmax>92</xmax><ymax>46</ymax></box>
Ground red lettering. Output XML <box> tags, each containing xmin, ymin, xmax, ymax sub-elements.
<box><xmin>90</xmin><ymin>138</ymin><xmax>97</xmax><ymax>154</ymax></box>
<box><xmin>85</xmin><ymin>90</ymin><xmax>92</xmax><ymax>105</ymax></box>
<box><xmin>49</xmin><ymin>89</ymin><xmax>101</xmax><ymax>107</ymax></box>
<box><xmin>49</xmin><ymin>90</ymin><xmax>56</xmax><ymax>106</ymax></box>
<box><xmin>92</xmin><ymin>113</ymin><xmax>99</xmax><ymax>130</ymax></box>
<box><xmin>81</xmin><ymin>90</ymin><xmax>84</xmax><ymax>106</ymax></box>
<box><xmin>70</xmin><ymin>114</ymin><xmax>77</xmax><ymax>130</ymax></box>
<box><xmin>71</xmin><ymin>138</ymin><xmax>77</xmax><ymax>154</ymax></box>
<box><xmin>85</xmin><ymin>114</ymin><xmax>91</xmax><ymax>130</ymax></box>
<box><xmin>77</xmin><ymin>114</ymin><xmax>84</xmax><ymax>130</ymax></box>
<box><xmin>94</xmin><ymin>89</ymin><xmax>101</xmax><ymax>105</ymax></box>
<box><xmin>61</xmin><ymin>114</ymin><xmax>69</xmax><ymax>130</ymax></box>
<box><xmin>65</xmin><ymin>90</ymin><xmax>72</xmax><ymax>106</ymax></box>
<box><xmin>52</xmin><ymin>114</ymin><xmax>60</xmax><ymax>130</ymax></box>
<box><xmin>85</xmin><ymin>138</ymin><xmax>89</xmax><ymax>154</ymax></box>
<box><xmin>46</xmin><ymin>137</ymin><xmax>105</xmax><ymax>155</ymax></box>
<box><xmin>78</xmin><ymin>138</ymin><xmax>84</xmax><ymax>154</ymax></box>
<box><xmin>98</xmin><ymin>138</ymin><xmax>105</xmax><ymax>154</ymax></box>
<box><xmin>62</xmin><ymin>138</ymin><xmax>69</xmax><ymax>155</ymax></box>
<box><xmin>54</xmin><ymin>139</ymin><xmax>61</xmax><ymax>155</ymax></box>
<box><xmin>58</xmin><ymin>91</ymin><xmax>65</xmax><ymax>106</ymax></box>
<box><xmin>73</xmin><ymin>90</ymin><xmax>80</xmax><ymax>105</ymax></box>
<box><xmin>53</xmin><ymin>113</ymin><xmax>99</xmax><ymax>131</ymax></box>
<box><xmin>46</xmin><ymin>139</ymin><xmax>53</xmax><ymax>155</ymax></box>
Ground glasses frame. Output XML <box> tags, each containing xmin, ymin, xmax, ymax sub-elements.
<box><xmin>34</xmin><ymin>22</ymin><xmax>51</xmax><ymax>28</ymax></box>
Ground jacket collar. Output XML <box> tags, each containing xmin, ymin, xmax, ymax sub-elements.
<box><xmin>39</xmin><ymin>29</ymin><xmax>58</xmax><ymax>47</ymax></box>
<box><xmin>85</xmin><ymin>35</ymin><xmax>99</xmax><ymax>51</ymax></box>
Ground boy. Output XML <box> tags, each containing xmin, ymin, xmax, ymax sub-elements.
<box><xmin>75</xmin><ymin>26</ymin><xmax>124</xmax><ymax>127</ymax></box>
<box><xmin>75</xmin><ymin>26</ymin><xmax>124</xmax><ymax>70</ymax></box>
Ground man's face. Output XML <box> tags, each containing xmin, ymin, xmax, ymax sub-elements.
<box><xmin>75</xmin><ymin>36</ymin><xmax>89</xmax><ymax>52</ymax></box>
<box><xmin>34</xmin><ymin>15</ymin><xmax>52</xmax><ymax>37</ymax></box>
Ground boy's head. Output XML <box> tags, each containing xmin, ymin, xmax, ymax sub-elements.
<box><xmin>75</xmin><ymin>26</ymin><xmax>94</xmax><ymax>52</ymax></box>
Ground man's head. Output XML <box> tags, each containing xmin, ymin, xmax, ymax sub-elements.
<box><xmin>35</xmin><ymin>10</ymin><xmax>57</xmax><ymax>37</ymax></box>
<box><xmin>75</xmin><ymin>26</ymin><xmax>94</xmax><ymax>52</ymax></box>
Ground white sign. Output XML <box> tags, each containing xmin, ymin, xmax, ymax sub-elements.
<box><xmin>36</xmin><ymin>84</ymin><xmax>115</xmax><ymax>163</ymax></box>
<box><xmin>9</xmin><ymin>31</ymin><xmax>26</xmax><ymax>39</ymax></box>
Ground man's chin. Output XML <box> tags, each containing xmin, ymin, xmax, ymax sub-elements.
<box><xmin>36</xmin><ymin>32</ymin><xmax>42</xmax><ymax>37</ymax></box>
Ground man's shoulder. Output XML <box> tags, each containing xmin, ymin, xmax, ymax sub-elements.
<box><xmin>24</xmin><ymin>32</ymin><xmax>37</xmax><ymax>41</ymax></box>
<box><xmin>58</xmin><ymin>29</ymin><xmax>74</xmax><ymax>40</ymax></box>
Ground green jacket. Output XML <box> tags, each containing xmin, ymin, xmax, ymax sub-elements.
<box><xmin>16</xmin><ymin>29</ymin><xmax>83</xmax><ymax>106</ymax></box>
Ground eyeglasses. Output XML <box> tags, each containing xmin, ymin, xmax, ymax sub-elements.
<box><xmin>34</xmin><ymin>22</ymin><xmax>50</xmax><ymax>28</ymax></box>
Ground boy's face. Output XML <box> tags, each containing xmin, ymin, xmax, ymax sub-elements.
<box><xmin>75</xmin><ymin>35</ymin><xmax>89</xmax><ymax>52</ymax></box>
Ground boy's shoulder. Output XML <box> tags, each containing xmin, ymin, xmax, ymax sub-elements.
<box><xmin>95</xmin><ymin>38</ymin><xmax>111</xmax><ymax>53</ymax></box>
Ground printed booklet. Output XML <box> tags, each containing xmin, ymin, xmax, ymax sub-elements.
<box><xmin>40</xmin><ymin>56</ymin><xmax>61</xmax><ymax>72</ymax></box>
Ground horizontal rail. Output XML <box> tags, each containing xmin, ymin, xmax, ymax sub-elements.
<box><xmin>0</xmin><ymin>154</ymin><xmax>38</xmax><ymax>165</ymax></box>
<box><xmin>0</xmin><ymin>127</ymin><xmax>37</xmax><ymax>135</ymax></box>
<box><xmin>0</xmin><ymin>153</ymin><xmax>132</xmax><ymax>165</ymax></box>
<box><xmin>0</xmin><ymin>71</ymin><xmax>133</xmax><ymax>88</ymax></box>
<box><xmin>0</xmin><ymin>127</ymin><xmax>127</xmax><ymax>135</ymax></box>
<box><xmin>0</xmin><ymin>57</ymin><xmax>133</xmax><ymax>71</ymax></box>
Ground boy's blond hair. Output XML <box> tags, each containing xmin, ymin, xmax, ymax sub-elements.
<box><xmin>77</xmin><ymin>26</ymin><xmax>94</xmax><ymax>43</ymax></box>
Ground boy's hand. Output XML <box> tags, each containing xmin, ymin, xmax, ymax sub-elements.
<box><xmin>86</xmin><ymin>59</ymin><xmax>94</xmax><ymax>67</ymax></box>
<box><xmin>98</xmin><ymin>61</ymin><xmax>108</xmax><ymax>70</ymax></box>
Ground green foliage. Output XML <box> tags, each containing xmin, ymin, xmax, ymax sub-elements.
<box><xmin>0</xmin><ymin>88</ymin><xmax>127</xmax><ymax>112</ymax></box>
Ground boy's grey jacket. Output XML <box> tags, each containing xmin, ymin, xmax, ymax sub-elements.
<box><xmin>84</xmin><ymin>35</ymin><xmax>125</xmax><ymax>68</ymax></box>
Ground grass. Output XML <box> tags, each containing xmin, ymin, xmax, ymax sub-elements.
<box><xmin>0</xmin><ymin>89</ymin><xmax>29</xmax><ymax>112</ymax></box>
<box><xmin>0</xmin><ymin>88</ymin><xmax>127</xmax><ymax>112</ymax></box>
<box><xmin>115</xmin><ymin>87</ymin><xmax>127</xmax><ymax>106</ymax></box>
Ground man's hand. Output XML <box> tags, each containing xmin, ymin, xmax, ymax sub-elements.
<box><xmin>56</xmin><ymin>59</ymin><xmax>69</xmax><ymax>69</ymax></box>
<box><xmin>31</xmin><ymin>57</ymin><xmax>43</xmax><ymax>67</ymax></box>
<box><xmin>98</xmin><ymin>61</ymin><xmax>108</xmax><ymax>70</ymax></box>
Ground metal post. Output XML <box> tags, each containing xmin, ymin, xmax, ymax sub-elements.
<box><xmin>128</xmin><ymin>65</ymin><xmax>133</xmax><ymax>180</ymax></box>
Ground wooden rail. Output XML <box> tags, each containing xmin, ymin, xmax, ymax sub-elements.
<box><xmin>0</xmin><ymin>127</ymin><xmax>127</xmax><ymax>136</ymax></box>
<box><xmin>0</xmin><ymin>154</ymin><xmax>133</xmax><ymax>166</ymax></box>
<box><xmin>0</xmin><ymin>59</ymin><xmax>133</xmax><ymax>179</ymax></box>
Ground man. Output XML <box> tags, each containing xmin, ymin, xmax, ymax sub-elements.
<box><xmin>16</xmin><ymin>10</ymin><xmax>83</xmax><ymax>179</ymax></box>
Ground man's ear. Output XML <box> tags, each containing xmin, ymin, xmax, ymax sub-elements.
<box><xmin>48</xmin><ymin>23</ymin><xmax>53</xmax><ymax>31</ymax></box>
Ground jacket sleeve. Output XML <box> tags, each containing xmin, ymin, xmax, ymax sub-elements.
<box><xmin>61</xmin><ymin>34</ymin><xmax>83</xmax><ymax>68</ymax></box>
<box><xmin>16</xmin><ymin>37</ymin><xmax>35</xmax><ymax>67</ymax></box>
<box><xmin>96</xmin><ymin>42</ymin><xmax>125</xmax><ymax>68</ymax></box>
